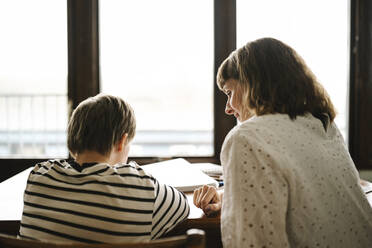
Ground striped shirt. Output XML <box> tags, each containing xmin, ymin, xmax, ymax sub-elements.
<box><xmin>19</xmin><ymin>159</ymin><xmax>190</xmax><ymax>243</ymax></box>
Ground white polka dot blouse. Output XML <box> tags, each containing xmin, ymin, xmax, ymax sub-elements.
<box><xmin>220</xmin><ymin>113</ymin><xmax>372</xmax><ymax>248</ymax></box>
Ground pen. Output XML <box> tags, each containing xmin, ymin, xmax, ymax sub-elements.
<box><xmin>218</xmin><ymin>180</ymin><xmax>224</xmax><ymax>187</ymax></box>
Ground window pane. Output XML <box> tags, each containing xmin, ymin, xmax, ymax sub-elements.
<box><xmin>100</xmin><ymin>0</ymin><xmax>214</xmax><ymax>157</ymax></box>
<box><xmin>0</xmin><ymin>0</ymin><xmax>68</xmax><ymax>158</ymax></box>
<box><xmin>237</xmin><ymin>0</ymin><xmax>349</xmax><ymax>140</ymax></box>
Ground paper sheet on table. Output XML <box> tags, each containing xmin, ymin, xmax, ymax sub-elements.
<box><xmin>141</xmin><ymin>158</ymin><xmax>219</xmax><ymax>192</ymax></box>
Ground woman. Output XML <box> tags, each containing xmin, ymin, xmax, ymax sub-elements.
<box><xmin>194</xmin><ymin>38</ymin><xmax>372</xmax><ymax>247</ymax></box>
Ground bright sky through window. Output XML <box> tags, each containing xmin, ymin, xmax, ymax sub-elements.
<box><xmin>0</xmin><ymin>0</ymin><xmax>349</xmax><ymax>158</ymax></box>
<box><xmin>0</xmin><ymin>0</ymin><xmax>67</xmax><ymax>158</ymax></box>
<box><xmin>100</xmin><ymin>0</ymin><xmax>214</xmax><ymax>157</ymax></box>
<box><xmin>237</xmin><ymin>0</ymin><xmax>349</xmax><ymax>140</ymax></box>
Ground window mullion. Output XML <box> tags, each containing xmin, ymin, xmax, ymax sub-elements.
<box><xmin>67</xmin><ymin>0</ymin><xmax>100</xmax><ymax>116</ymax></box>
<box><xmin>349</xmin><ymin>0</ymin><xmax>372</xmax><ymax>170</ymax></box>
<box><xmin>214</xmin><ymin>0</ymin><xmax>237</xmax><ymax>162</ymax></box>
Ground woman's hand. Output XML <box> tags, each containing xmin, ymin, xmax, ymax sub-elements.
<box><xmin>360</xmin><ymin>179</ymin><xmax>371</xmax><ymax>187</ymax></box>
<box><xmin>193</xmin><ymin>185</ymin><xmax>222</xmax><ymax>216</ymax></box>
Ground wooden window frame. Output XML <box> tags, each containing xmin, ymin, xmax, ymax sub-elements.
<box><xmin>348</xmin><ymin>0</ymin><xmax>372</xmax><ymax>170</ymax></box>
<box><xmin>66</xmin><ymin>0</ymin><xmax>237</xmax><ymax>165</ymax></box>
<box><xmin>1</xmin><ymin>0</ymin><xmax>371</xmax><ymax>182</ymax></box>
<box><xmin>0</xmin><ymin>0</ymin><xmax>236</xmax><ymax>181</ymax></box>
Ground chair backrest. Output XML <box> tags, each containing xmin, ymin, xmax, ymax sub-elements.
<box><xmin>0</xmin><ymin>229</ymin><xmax>205</xmax><ymax>248</ymax></box>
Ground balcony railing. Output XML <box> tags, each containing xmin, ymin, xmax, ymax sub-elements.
<box><xmin>0</xmin><ymin>94</ymin><xmax>213</xmax><ymax>158</ymax></box>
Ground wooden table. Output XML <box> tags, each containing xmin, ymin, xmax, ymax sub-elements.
<box><xmin>0</xmin><ymin>167</ymin><xmax>222</xmax><ymax>247</ymax></box>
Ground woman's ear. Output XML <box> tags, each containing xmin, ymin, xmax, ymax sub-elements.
<box><xmin>69</xmin><ymin>152</ymin><xmax>77</xmax><ymax>159</ymax></box>
<box><xmin>117</xmin><ymin>133</ymin><xmax>129</xmax><ymax>152</ymax></box>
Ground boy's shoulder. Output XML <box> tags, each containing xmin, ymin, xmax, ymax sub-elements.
<box><xmin>113</xmin><ymin>162</ymin><xmax>157</xmax><ymax>182</ymax></box>
<box><xmin>32</xmin><ymin>159</ymin><xmax>71</xmax><ymax>173</ymax></box>
<box><xmin>113</xmin><ymin>161</ymin><xmax>153</xmax><ymax>175</ymax></box>
<box><xmin>29</xmin><ymin>160</ymin><xmax>157</xmax><ymax>190</ymax></box>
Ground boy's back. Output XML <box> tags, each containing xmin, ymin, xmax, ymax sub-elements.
<box><xmin>20</xmin><ymin>159</ymin><xmax>189</xmax><ymax>243</ymax></box>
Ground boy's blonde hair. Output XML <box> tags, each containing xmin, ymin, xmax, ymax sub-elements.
<box><xmin>67</xmin><ymin>94</ymin><xmax>136</xmax><ymax>157</ymax></box>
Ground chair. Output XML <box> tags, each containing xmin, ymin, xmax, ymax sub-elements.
<box><xmin>0</xmin><ymin>229</ymin><xmax>205</xmax><ymax>248</ymax></box>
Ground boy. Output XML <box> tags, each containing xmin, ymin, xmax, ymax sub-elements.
<box><xmin>19</xmin><ymin>94</ymin><xmax>189</xmax><ymax>243</ymax></box>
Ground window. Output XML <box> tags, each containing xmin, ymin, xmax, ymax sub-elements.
<box><xmin>100</xmin><ymin>0</ymin><xmax>214</xmax><ymax>157</ymax></box>
<box><xmin>237</xmin><ymin>0</ymin><xmax>349</xmax><ymax>140</ymax></box>
<box><xmin>0</xmin><ymin>0</ymin><xmax>68</xmax><ymax>158</ymax></box>
<box><xmin>1</xmin><ymin>0</ymin><xmax>371</xmax><ymax>182</ymax></box>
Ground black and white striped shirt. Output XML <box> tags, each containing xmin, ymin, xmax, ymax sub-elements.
<box><xmin>19</xmin><ymin>159</ymin><xmax>190</xmax><ymax>243</ymax></box>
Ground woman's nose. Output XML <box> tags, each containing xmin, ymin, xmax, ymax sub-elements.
<box><xmin>225</xmin><ymin>102</ymin><xmax>234</xmax><ymax>115</ymax></box>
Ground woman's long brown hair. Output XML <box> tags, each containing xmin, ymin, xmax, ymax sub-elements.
<box><xmin>217</xmin><ymin>37</ymin><xmax>336</xmax><ymax>129</ymax></box>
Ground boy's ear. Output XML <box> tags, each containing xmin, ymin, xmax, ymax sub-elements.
<box><xmin>117</xmin><ymin>133</ymin><xmax>129</xmax><ymax>152</ymax></box>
